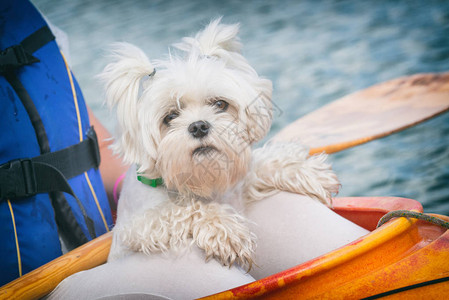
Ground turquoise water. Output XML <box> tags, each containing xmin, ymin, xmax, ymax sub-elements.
<box><xmin>32</xmin><ymin>0</ymin><xmax>449</xmax><ymax>214</ymax></box>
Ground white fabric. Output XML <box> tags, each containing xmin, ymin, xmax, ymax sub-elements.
<box><xmin>48</xmin><ymin>192</ymin><xmax>369</xmax><ymax>299</ymax></box>
<box><xmin>247</xmin><ymin>192</ymin><xmax>369</xmax><ymax>279</ymax></box>
<box><xmin>46</xmin><ymin>246</ymin><xmax>254</xmax><ymax>300</ymax></box>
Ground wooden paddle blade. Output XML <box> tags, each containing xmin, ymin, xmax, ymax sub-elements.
<box><xmin>273</xmin><ymin>72</ymin><xmax>449</xmax><ymax>154</ymax></box>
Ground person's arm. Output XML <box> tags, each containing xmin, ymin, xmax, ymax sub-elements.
<box><xmin>87</xmin><ymin>106</ymin><xmax>129</xmax><ymax>210</ymax></box>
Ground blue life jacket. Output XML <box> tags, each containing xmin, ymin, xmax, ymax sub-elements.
<box><xmin>0</xmin><ymin>0</ymin><xmax>113</xmax><ymax>286</ymax></box>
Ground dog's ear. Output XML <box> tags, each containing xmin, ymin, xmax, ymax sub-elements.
<box><xmin>99</xmin><ymin>43</ymin><xmax>157</xmax><ymax>170</ymax></box>
<box><xmin>245</xmin><ymin>78</ymin><xmax>273</xmax><ymax>144</ymax></box>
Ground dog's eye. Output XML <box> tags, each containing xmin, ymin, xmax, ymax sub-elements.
<box><xmin>212</xmin><ymin>99</ymin><xmax>229</xmax><ymax>112</ymax></box>
<box><xmin>163</xmin><ymin>112</ymin><xmax>179</xmax><ymax>125</ymax></box>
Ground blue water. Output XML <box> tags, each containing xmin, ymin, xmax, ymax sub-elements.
<box><xmin>32</xmin><ymin>0</ymin><xmax>449</xmax><ymax>214</ymax></box>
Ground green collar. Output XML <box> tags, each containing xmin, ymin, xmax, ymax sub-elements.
<box><xmin>137</xmin><ymin>175</ymin><xmax>164</xmax><ymax>188</ymax></box>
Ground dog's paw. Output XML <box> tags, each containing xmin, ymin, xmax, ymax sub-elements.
<box><xmin>305</xmin><ymin>153</ymin><xmax>340</xmax><ymax>205</ymax></box>
<box><xmin>246</xmin><ymin>142</ymin><xmax>340</xmax><ymax>206</ymax></box>
<box><xmin>118</xmin><ymin>208</ymin><xmax>172</xmax><ymax>255</ymax></box>
<box><xmin>191</xmin><ymin>203</ymin><xmax>256</xmax><ymax>270</ymax></box>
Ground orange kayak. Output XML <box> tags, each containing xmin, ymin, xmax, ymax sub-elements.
<box><xmin>1</xmin><ymin>196</ymin><xmax>448</xmax><ymax>299</ymax></box>
<box><xmin>201</xmin><ymin>197</ymin><xmax>449</xmax><ymax>299</ymax></box>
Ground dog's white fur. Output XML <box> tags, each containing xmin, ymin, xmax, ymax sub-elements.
<box><xmin>101</xmin><ymin>18</ymin><xmax>339</xmax><ymax>270</ymax></box>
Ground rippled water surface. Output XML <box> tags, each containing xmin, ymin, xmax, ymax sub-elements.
<box><xmin>32</xmin><ymin>0</ymin><xmax>449</xmax><ymax>214</ymax></box>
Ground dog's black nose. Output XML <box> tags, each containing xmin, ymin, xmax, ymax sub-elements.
<box><xmin>188</xmin><ymin>121</ymin><xmax>210</xmax><ymax>138</ymax></box>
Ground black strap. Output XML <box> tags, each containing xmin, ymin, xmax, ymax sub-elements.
<box><xmin>50</xmin><ymin>191</ymin><xmax>89</xmax><ymax>248</ymax></box>
<box><xmin>33</xmin><ymin>127</ymin><xmax>101</xmax><ymax>180</ymax></box>
<box><xmin>1</xmin><ymin>26</ymin><xmax>57</xmax><ymax>154</ymax></box>
<box><xmin>0</xmin><ymin>26</ymin><xmax>54</xmax><ymax>73</ymax></box>
<box><xmin>0</xmin><ymin>127</ymin><xmax>101</xmax><ymax>199</ymax></box>
<box><xmin>4</xmin><ymin>72</ymin><xmax>50</xmax><ymax>152</ymax></box>
<box><xmin>21</xmin><ymin>26</ymin><xmax>55</xmax><ymax>54</ymax></box>
<box><xmin>0</xmin><ymin>127</ymin><xmax>100</xmax><ymax>240</ymax></box>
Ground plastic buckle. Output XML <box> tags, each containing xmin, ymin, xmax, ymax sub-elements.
<box><xmin>0</xmin><ymin>159</ymin><xmax>37</xmax><ymax>199</ymax></box>
<box><xmin>12</xmin><ymin>45</ymin><xmax>28</xmax><ymax>65</ymax></box>
<box><xmin>0</xmin><ymin>45</ymin><xmax>39</xmax><ymax>72</ymax></box>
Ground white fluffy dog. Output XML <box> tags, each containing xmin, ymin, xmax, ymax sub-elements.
<box><xmin>101</xmin><ymin>18</ymin><xmax>339</xmax><ymax>270</ymax></box>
